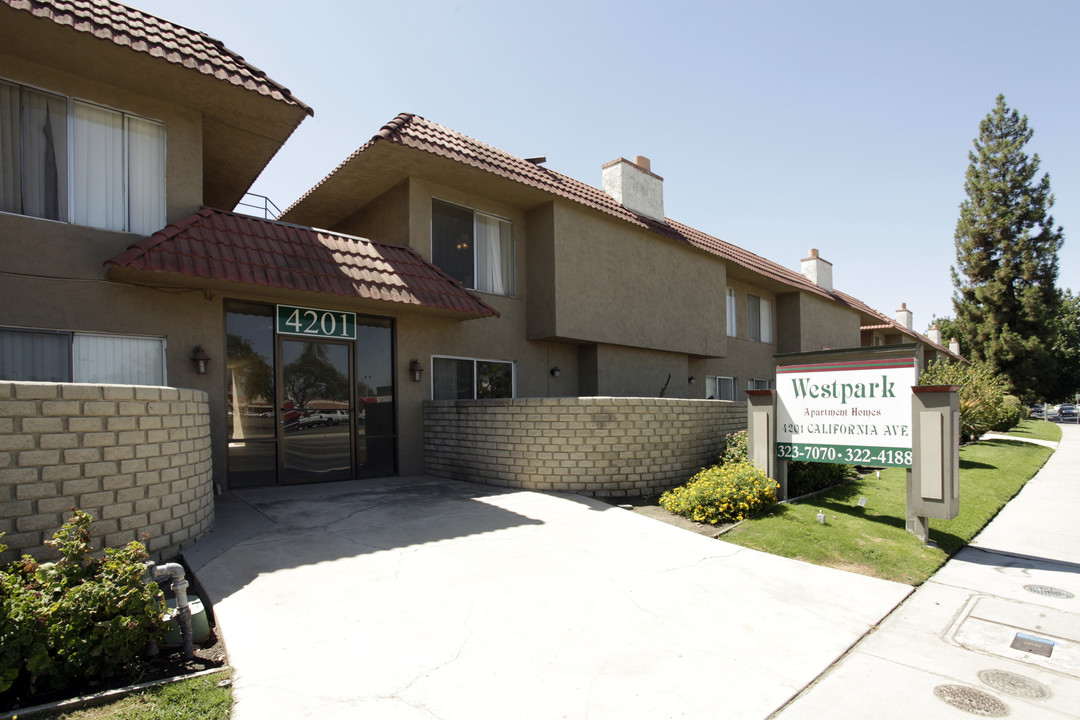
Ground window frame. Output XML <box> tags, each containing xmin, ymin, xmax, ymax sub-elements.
<box><xmin>726</xmin><ymin>287</ymin><xmax>737</xmax><ymax>337</ymax></box>
<box><xmin>430</xmin><ymin>197</ymin><xmax>515</xmax><ymax>297</ymax></box>
<box><xmin>705</xmin><ymin>375</ymin><xmax>738</xmax><ymax>401</ymax></box>
<box><xmin>747</xmin><ymin>294</ymin><xmax>774</xmax><ymax>344</ymax></box>
<box><xmin>430</xmin><ymin>354</ymin><xmax>516</xmax><ymax>401</ymax></box>
<box><xmin>0</xmin><ymin>326</ymin><xmax>167</xmax><ymax>384</ymax></box>
<box><xmin>1</xmin><ymin>77</ymin><xmax>166</xmax><ymax>234</ymax></box>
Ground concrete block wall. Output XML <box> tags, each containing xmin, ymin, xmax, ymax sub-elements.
<box><xmin>424</xmin><ymin>397</ymin><xmax>747</xmax><ymax>496</ymax></box>
<box><xmin>0</xmin><ymin>382</ymin><xmax>214</xmax><ymax>563</ymax></box>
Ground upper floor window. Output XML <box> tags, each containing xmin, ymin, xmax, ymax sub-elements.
<box><xmin>0</xmin><ymin>80</ymin><xmax>165</xmax><ymax>235</ymax></box>
<box><xmin>747</xmin><ymin>294</ymin><xmax>774</xmax><ymax>343</ymax></box>
<box><xmin>431</xmin><ymin>199</ymin><xmax>514</xmax><ymax>296</ymax></box>
<box><xmin>726</xmin><ymin>287</ymin><xmax>737</xmax><ymax>337</ymax></box>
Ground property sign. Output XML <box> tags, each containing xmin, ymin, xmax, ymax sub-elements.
<box><xmin>776</xmin><ymin>357</ymin><xmax>918</xmax><ymax>467</ymax></box>
<box><xmin>276</xmin><ymin>305</ymin><xmax>356</xmax><ymax>340</ymax></box>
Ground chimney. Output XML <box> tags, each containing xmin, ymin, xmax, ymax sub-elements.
<box><xmin>601</xmin><ymin>156</ymin><xmax>665</xmax><ymax>222</ymax></box>
<box><xmin>800</xmin><ymin>248</ymin><xmax>833</xmax><ymax>292</ymax></box>
<box><xmin>927</xmin><ymin>323</ymin><xmax>942</xmax><ymax>345</ymax></box>
<box><xmin>895</xmin><ymin>303</ymin><xmax>913</xmax><ymax>331</ymax></box>
<box><xmin>949</xmin><ymin>338</ymin><xmax>961</xmax><ymax>356</ymax></box>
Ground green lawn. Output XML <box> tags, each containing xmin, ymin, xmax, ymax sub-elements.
<box><xmin>34</xmin><ymin>670</ymin><xmax>232</xmax><ymax>720</ymax></box>
<box><xmin>1007</xmin><ymin>418</ymin><xmax>1062</xmax><ymax>442</ymax></box>
<box><xmin>721</xmin><ymin>437</ymin><xmax>1053</xmax><ymax>585</ymax></box>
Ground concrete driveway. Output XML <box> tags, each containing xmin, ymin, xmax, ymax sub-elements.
<box><xmin>184</xmin><ymin>476</ymin><xmax>911</xmax><ymax>720</ymax></box>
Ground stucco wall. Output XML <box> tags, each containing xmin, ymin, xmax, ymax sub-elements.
<box><xmin>535</xmin><ymin>203</ymin><xmax>728</xmax><ymax>358</ymax></box>
<box><xmin>423</xmin><ymin>397</ymin><xmax>746</xmax><ymax>496</ymax></box>
<box><xmin>0</xmin><ymin>382</ymin><xmax>213</xmax><ymax>564</ymax></box>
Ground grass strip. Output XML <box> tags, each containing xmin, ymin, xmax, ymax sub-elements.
<box><xmin>33</xmin><ymin>669</ymin><xmax>232</xmax><ymax>720</ymax></box>
<box><xmin>1006</xmin><ymin>418</ymin><xmax>1062</xmax><ymax>442</ymax></box>
<box><xmin>721</xmin><ymin>437</ymin><xmax>1053</xmax><ymax>585</ymax></box>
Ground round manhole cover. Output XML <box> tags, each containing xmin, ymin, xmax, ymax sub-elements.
<box><xmin>933</xmin><ymin>685</ymin><xmax>1010</xmax><ymax>717</ymax></box>
<box><xmin>1023</xmin><ymin>584</ymin><xmax>1075</xmax><ymax>600</ymax></box>
<box><xmin>978</xmin><ymin>669</ymin><xmax>1051</xmax><ymax>700</ymax></box>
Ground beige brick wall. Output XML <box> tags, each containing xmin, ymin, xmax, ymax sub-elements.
<box><xmin>0</xmin><ymin>382</ymin><xmax>214</xmax><ymax>563</ymax></box>
<box><xmin>423</xmin><ymin>397</ymin><xmax>747</xmax><ymax>496</ymax></box>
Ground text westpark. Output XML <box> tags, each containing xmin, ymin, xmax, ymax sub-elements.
<box><xmin>789</xmin><ymin>375</ymin><xmax>896</xmax><ymax>404</ymax></box>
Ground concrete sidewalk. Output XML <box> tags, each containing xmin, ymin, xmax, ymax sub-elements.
<box><xmin>185</xmin><ymin>478</ymin><xmax>911</xmax><ymax>719</ymax></box>
<box><xmin>778</xmin><ymin>423</ymin><xmax>1080</xmax><ymax>719</ymax></box>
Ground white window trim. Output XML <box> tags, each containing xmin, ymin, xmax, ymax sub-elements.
<box><xmin>706</xmin><ymin>375</ymin><xmax>738</xmax><ymax>401</ymax></box>
<box><xmin>431</xmin><ymin>197</ymin><xmax>515</xmax><ymax>297</ymax></box>
<box><xmin>726</xmin><ymin>287</ymin><xmax>737</xmax><ymax>337</ymax></box>
<box><xmin>1</xmin><ymin>76</ymin><xmax>166</xmax><ymax>233</ymax></box>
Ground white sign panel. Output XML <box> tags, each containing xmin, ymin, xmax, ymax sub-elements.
<box><xmin>776</xmin><ymin>357</ymin><xmax>918</xmax><ymax>467</ymax></box>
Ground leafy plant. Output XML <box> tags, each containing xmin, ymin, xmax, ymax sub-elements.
<box><xmin>920</xmin><ymin>358</ymin><xmax>1017</xmax><ymax>442</ymax></box>
<box><xmin>718</xmin><ymin>430</ymin><xmax>748</xmax><ymax>465</ymax></box>
<box><xmin>993</xmin><ymin>395</ymin><xmax>1026</xmax><ymax>432</ymax></box>
<box><xmin>660</xmin><ymin>460</ymin><xmax>778</xmax><ymax>525</ymax></box>
<box><xmin>0</xmin><ymin>512</ymin><xmax>165</xmax><ymax>696</ymax></box>
<box><xmin>787</xmin><ymin>461</ymin><xmax>858</xmax><ymax>497</ymax></box>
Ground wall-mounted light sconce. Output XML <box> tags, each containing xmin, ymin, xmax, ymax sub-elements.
<box><xmin>550</xmin><ymin>366</ymin><xmax>561</xmax><ymax>377</ymax></box>
<box><xmin>688</xmin><ymin>376</ymin><xmax>696</xmax><ymax>385</ymax></box>
<box><xmin>409</xmin><ymin>359</ymin><xmax>424</xmax><ymax>383</ymax></box>
<box><xmin>190</xmin><ymin>346</ymin><xmax>210</xmax><ymax>375</ymax></box>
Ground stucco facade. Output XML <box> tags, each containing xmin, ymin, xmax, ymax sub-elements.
<box><xmin>0</xmin><ymin>0</ymin><xmax>963</xmax><ymax>510</ymax></box>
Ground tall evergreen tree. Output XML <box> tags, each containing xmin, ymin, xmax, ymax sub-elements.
<box><xmin>1049</xmin><ymin>289</ymin><xmax>1080</xmax><ymax>401</ymax></box>
<box><xmin>951</xmin><ymin>95</ymin><xmax>1064</xmax><ymax>400</ymax></box>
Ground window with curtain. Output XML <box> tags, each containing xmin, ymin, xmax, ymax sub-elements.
<box><xmin>73</xmin><ymin>333</ymin><xmax>165</xmax><ymax>385</ymax></box>
<box><xmin>0</xmin><ymin>327</ymin><xmax>165</xmax><ymax>384</ymax></box>
<box><xmin>431</xmin><ymin>356</ymin><xmax>514</xmax><ymax>401</ymax></box>
<box><xmin>431</xmin><ymin>199</ymin><xmax>514</xmax><ymax>296</ymax></box>
<box><xmin>705</xmin><ymin>375</ymin><xmax>737</xmax><ymax>401</ymax></box>
<box><xmin>726</xmin><ymin>287</ymin><xmax>737</xmax><ymax>337</ymax></box>
<box><xmin>1</xmin><ymin>79</ymin><xmax>165</xmax><ymax>234</ymax></box>
<box><xmin>747</xmin><ymin>294</ymin><xmax>774</xmax><ymax>343</ymax></box>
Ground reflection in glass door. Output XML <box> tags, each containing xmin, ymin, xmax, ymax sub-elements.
<box><xmin>280</xmin><ymin>339</ymin><xmax>353</xmax><ymax>483</ymax></box>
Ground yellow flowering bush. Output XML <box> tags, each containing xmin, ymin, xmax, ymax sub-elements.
<box><xmin>659</xmin><ymin>460</ymin><xmax>779</xmax><ymax>525</ymax></box>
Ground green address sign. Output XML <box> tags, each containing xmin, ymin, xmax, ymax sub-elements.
<box><xmin>276</xmin><ymin>305</ymin><xmax>356</xmax><ymax>340</ymax></box>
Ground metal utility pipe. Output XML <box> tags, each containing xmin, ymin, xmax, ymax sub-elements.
<box><xmin>144</xmin><ymin>561</ymin><xmax>194</xmax><ymax>659</ymax></box>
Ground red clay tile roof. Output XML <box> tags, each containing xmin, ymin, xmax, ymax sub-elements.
<box><xmin>837</xmin><ymin>289</ymin><xmax>962</xmax><ymax>360</ymax></box>
<box><xmin>1</xmin><ymin>0</ymin><xmax>311</xmax><ymax>115</ymax></box>
<box><xmin>106</xmin><ymin>208</ymin><xmax>499</xmax><ymax>318</ymax></box>
<box><xmin>286</xmin><ymin>114</ymin><xmax>848</xmax><ymax>303</ymax></box>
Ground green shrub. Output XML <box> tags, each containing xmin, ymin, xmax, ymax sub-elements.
<box><xmin>718</xmin><ymin>430</ymin><xmax>748</xmax><ymax>465</ymax></box>
<box><xmin>0</xmin><ymin>512</ymin><xmax>165</xmax><ymax>695</ymax></box>
<box><xmin>920</xmin><ymin>359</ymin><xmax>1013</xmax><ymax>442</ymax></box>
<box><xmin>660</xmin><ymin>460</ymin><xmax>779</xmax><ymax>525</ymax></box>
<box><xmin>787</xmin><ymin>461</ymin><xmax>858</xmax><ymax>497</ymax></box>
<box><xmin>992</xmin><ymin>394</ymin><xmax>1025</xmax><ymax>432</ymax></box>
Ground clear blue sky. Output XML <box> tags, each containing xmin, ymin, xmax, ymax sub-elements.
<box><xmin>136</xmin><ymin>0</ymin><xmax>1080</xmax><ymax>333</ymax></box>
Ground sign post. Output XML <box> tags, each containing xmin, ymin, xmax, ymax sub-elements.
<box><xmin>747</xmin><ymin>345</ymin><xmax>958</xmax><ymax>544</ymax></box>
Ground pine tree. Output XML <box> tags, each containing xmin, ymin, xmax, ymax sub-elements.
<box><xmin>1049</xmin><ymin>289</ymin><xmax>1080</xmax><ymax>401</ymax></box>
<box><xmin>951</xmin><ymin>95</ymin><xmax>1064</xmax><ymax>400</ymax></box>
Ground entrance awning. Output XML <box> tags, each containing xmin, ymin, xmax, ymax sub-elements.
<box><xmin>106</xmin><ymin>207</ymin><xmax>499</xmax><ymax>319</ymax></box>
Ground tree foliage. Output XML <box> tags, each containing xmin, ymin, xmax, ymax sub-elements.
<box><xmin>920</xmin><ymin>359</ymin><xmax>1023</xmax><ymax>442</ymax></box>
<box><xmin>928</xmin><ymin>316</ymin><xmax>964</xmax><ymax>356</ymax></box>
<box><xmin>951</xmin><ymin>95</ymin><xmax>1064</xmax><ymax>401</ymax></box>
<box><xmin>1049</xmin><ymin>289</ymin><xmax>1080</xmax><ymax>400</ymax></box>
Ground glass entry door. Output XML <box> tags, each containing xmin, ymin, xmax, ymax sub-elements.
<box><xmin>280</xmin><ymin>338</ymin><xmax>353</xmax><ymax>484</ymax></box>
